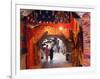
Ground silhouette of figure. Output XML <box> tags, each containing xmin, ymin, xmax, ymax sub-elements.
<box><xmin>45</xmin><ymin>45</ymin><xmax>49</xmax><ymax>62</ymax></box>
<box><xmin>50</xmin><ymin>46</ymin><xmax>54</xmax><ymax>61</ymax></box>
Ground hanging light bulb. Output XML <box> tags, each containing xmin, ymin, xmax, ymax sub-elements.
<box><xmin>59</xmin><ymin>26</ymin><xmax>63</xmax><ymax>31</ymax></box>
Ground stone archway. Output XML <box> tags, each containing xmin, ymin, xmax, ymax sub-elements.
<box><xmin>26</xmin><ymin>25</ymin><xmax>72</xmax><ymax>69</ymax></box>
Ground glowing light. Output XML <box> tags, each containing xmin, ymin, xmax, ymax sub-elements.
<box><xmin>59</xmin><ymin>26</ymin><xmax>64</xmax><ymax>31</ymax></box>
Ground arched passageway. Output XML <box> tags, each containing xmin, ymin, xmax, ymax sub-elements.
<box><xmin>37</xmin><ymin>34</ymin><xmax>73</xmax><ymax>68</ymax></box>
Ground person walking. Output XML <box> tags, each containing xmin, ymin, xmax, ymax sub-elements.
<box><xmin>49</xmin><ymin>46</ymin><xmax>54</xmax><ymax>62</ymax></box>
<box><xmin>45</xmin><ymin>45</ymin><xmax>49</xmax><ymax>62</ymax></box>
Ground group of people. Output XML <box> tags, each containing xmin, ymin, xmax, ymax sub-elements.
<box><xmin>39</xmin><ymin>45</ymin><xmax>54</xmax><ymax>63</ymax></box>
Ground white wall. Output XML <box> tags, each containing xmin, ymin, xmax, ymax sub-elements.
<box><xmin>0</xmin><ymin>0</ymin><xmax>100</xmax><ymax>79</ymax></box>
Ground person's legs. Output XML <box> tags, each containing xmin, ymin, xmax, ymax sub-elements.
<box><xmin>45</xmin><ymin>54</ymin><xmax>48</xmax><ymax>62</ymax></box>
<box><xmin>50</xmin><ymin>52</ymin><xmax>53</xmax><ymax>61</ymax></box>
